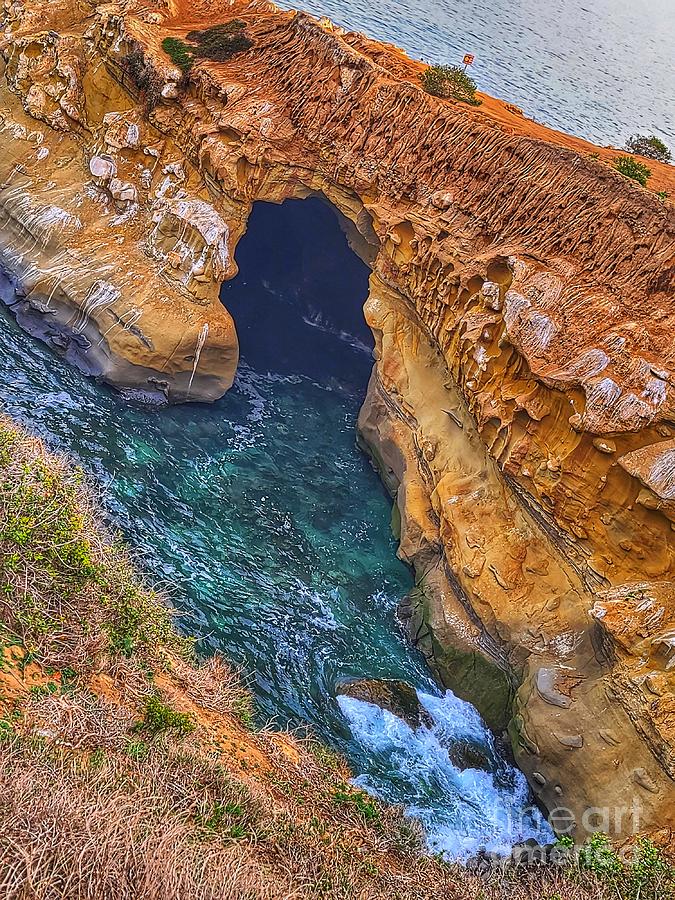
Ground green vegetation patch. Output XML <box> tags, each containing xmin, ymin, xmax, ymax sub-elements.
<box><xmin>420</xmin><ymin>64</ymin><xmax>480</xmax><ymax>105</ymax></box>
<box><xmin>187</xmin><ymin>20</ymin><xmax>253</xmax><ymax>63</ymax></box>
<box><xmin>580</xmin><ymin>833</ymin><xmax>674</xmax><ymax>900</ymax></box>
<box><xmin>0</xmin><ymin>418</ymin><xmax>188</xmax><ymax>667</ymax></box>
<box><xmin>333</xmin><ymin>783</ymin><xmax>381</xmax><ymax>825</ymax></box>
<box><xmin>162</xmin><ymin>19</ymin><xmax>253</xmax><ymax>73</ymax></box>
<box><xmin>136</xmin><ymin>695</ymin><xmax>194</xmax><ymax>738</ymax></box>
<box><xmin>613</xmin><ymin>155</ymin><xmax>652</xmax><ymax>186</ymax></box>
<box><xmin>161</xmin><ymin>36</ymin><xmax>194</xmax><ymax>73</ymax></box>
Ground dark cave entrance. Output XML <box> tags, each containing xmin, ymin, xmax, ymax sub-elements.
<box><xmin>219</xmin><ymin>197</ymin><xmax>374</xmax><ymax>395</ymax></box>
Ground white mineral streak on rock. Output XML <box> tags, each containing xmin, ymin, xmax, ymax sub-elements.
<box><xmin>565</xmin><ymin>348</ymin><xmax>610</xmax><ymax>379</ymax></box>
<box><xmin>581</xmin><ymin>377</ymin><xmax>621</xmax><ymax>423</ymax></box>
<box><xmin>481</xmin><ymin>280</ymin><xmax>501</xmax><ymax>311</ymax></box>
<box><xmin>109</xmin><ymin>178</ymin><xmax>138</xmax><ymax>204</ymax></box>
<box><xmin>473</xmin><ymin>344</ymin><xmax>488</xmax><ymax>371</ymax></box>
<box><xmin>642</xmin><ymin>376</ymin><xmax>668</xmax><ymax>407</ymax></box>
<box><xmin>103</xmin><ymin>112</ymin><xmax>140</xmax><ymax>149</ymax></box>
<box><xmin>503</xmin><ymin>289</ymin><xmax>530</xmax><ymax>327</ymax></box>
<box><xmin>504</xmin><ymin>289</ymin><xmax>557</xmax><ymax>356</ymax></box>
<box><xmin>3</xmin><ymin>192</ymin><xmax>83</xmax><ymax>252</ymax></box>
<box><xmin>188</xmin><ymin>323</ymin><xmax>209</xmax><ymax>395</ymax></box>
<box><xmin>72</xmin><ymin>280</ymin><xmax>120</xmax><ymax>334</ymax></box>
<box><xmin>524</xmin><ymin>310</ymin><xmax>556</xmax><ymax>353</ymax></box>
<box><xmin>31</xmin><ymin>202</ymin><xmax>82</xmax><ymax>234</ymax></box>
<box><xmin>148</xmin><ymin>198</ymin><xmax>230</xmax><ymax>284</ymax></box>
<box><xmin>649</xmin><ymin>449</ymin><xmax>675</xmax><ymax>500</ymax></box>
<box><xmin>617</xmin><ymin>440</ymin><xmax>675</xmax><ymax>502</ymax></box>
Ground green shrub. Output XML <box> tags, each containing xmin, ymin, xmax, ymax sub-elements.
<box><xmin>162</xmin><ymin>37</ymin><xmax>194</xmax><ymax>73</ymax></box>
<box><xmin>627</xmin><ymin>838</ymin><xmax>675</xmax><ymax>900</ymax></box>
<box><xmin>579</xmin><ymin>832</ymin><xmax>623</xmax><ymax>882</ymax></box>
<box><xmin>187</xmin><ymin>21</ymin><xmax>253</xmax><ymax>63</ymax></box>
<box><xmin>125</xmin><ymin>739</ymin><xmax>149</xmax><ymax>761</ymax></box>
<box><xmin>657</xmin><ymin>190</ymin><xmax>669</xmax><ymax>201</ymax></box>
<box><xmin>0</xmin><ymin>419</ymin><xmax>187</xmax><ymax>664</ymax></box>
<box><xmin>613</xmin><ymin>155</ymin><xmax>652</xmax><ymax>186</ymax></box>
<box><xmin>333</xmin><ymin>784</ymin><xmax>381</xmax><ymax>825</ymax></box>
<box><xmin>420</xmin><ymin>64</ymin><xmax>480</xmax><ymax>105</ymax></box>
<box><xmin>579</xmin><ymin>833</ymin><xmax>674</xmax><ymax>900</ymax></box>
<box><xmin>624</xmin><ymin>133</ymin><xmax>672</xmax><ymax>163</ymax></box>
<box><xmin>137</xmin><ymin>695</ymin><xmax>194</xmax><ymax>737</ymax></box>
<box><xmin>162</xmin><ymin>21</ymin><xmax>252</xmax><ymax>73</ymax></box>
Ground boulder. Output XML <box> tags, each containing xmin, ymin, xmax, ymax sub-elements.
<box><xmin>336</xmin><ymin>679</ymin><xmax>433</xmax><ymax>729</ymax></box>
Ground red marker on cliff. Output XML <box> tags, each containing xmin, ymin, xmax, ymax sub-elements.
<box><xmin>463</xmin><ymin>53</ymin><xmax>475</xmax><ymax>73</ymax></box>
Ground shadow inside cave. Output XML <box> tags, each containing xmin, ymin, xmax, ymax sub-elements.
<box><xmin>219</xmin><ymin>196</ymin><xmax>374</xmax><ymax>395</ymax></box>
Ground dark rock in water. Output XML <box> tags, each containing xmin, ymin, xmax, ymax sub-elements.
<box><xmin>446</xmin><ymin>738</ymin><xmax>492</xmax><ymax>772</ymax></box>
<box><xmin>336</xmin><ymin>679</ymin><xmax>433</xmax><ymax>730</ymax></box>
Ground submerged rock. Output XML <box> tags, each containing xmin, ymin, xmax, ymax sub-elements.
<box><xmin>336</xmin><ymin>679</ymin><xmax>433</xmax><ymax>730</ymax></box>
<box><xmin>446</xmin><ymin>738</ymin><xmax>493</xmax><ymax>772</ymax></box>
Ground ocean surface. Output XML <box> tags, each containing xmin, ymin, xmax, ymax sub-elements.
<box><xmin>0</xmin><ymin>198</ymin><xmax>552</xmax><ymax>858</ymax></box>
<box><xmin>276</xmin><ymin>0</ymin><xmax>675</xmax><ymax>148</ymax></box>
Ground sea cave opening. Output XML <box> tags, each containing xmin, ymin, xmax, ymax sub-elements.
<box><xmin>219</xmin><ymin>196</ymin><xmax>375</xmax><ymax>395</ymax></box>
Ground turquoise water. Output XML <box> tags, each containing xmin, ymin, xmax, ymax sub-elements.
<box><xmin>0</xmin><ymin>199</ymin><xmax>551</xmax><ymax>858</ymax></box>
<box><xmin>276</xmin><ymin>0</ymin><xmax>675</xmax><ymax>148</ymax></box>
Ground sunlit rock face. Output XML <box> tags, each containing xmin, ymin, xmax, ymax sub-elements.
<box><xmin>0</xmin><ymin>0</ymin><xmax>674</xmax><ymax>840</ymax></box>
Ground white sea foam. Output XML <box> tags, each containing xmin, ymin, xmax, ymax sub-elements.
<box><xmin>301</xmin><ymin>309</ymin><xmax>372</xmax><ymax>355</ymax></box>
<box><xmin>338</xmin><ymin>689</ymin><xmax>553</xmax><ymax>861</ymax></box>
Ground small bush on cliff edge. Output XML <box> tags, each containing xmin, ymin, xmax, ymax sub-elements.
<box><xmin>612</xmin><ymin>155</ymin><xmax>652</xmax><ymax>186</ymax></box>
<box><xmin>420</xmin><ymin>64</ymin><xmax>480</xmax><ymax>105</ymax></box>
<box><xmin>579</xmin><ymin>833</ymin><xmax>674</xmax><ymax>900</ymax></box>
<box><xmin>624</xmin><ymin>133</ymin><xmax>672</xmax><ymax>163</ymax></box>
<box><xmin>162</xmin><ymin>37</ymin><xmax>194</xmax><ymax>73</ymax></box>
<box><xmin>123</xmin><ymin>48</ymin><xmax>164</xmax><ymax>108</ymax></box>
<box><xmin>187</xmin><ymin>20</ymin><xmax>253</xmax><ymax>63</ymax></box>
<box><xmin>162</xmin><ymin>20</ymin><xmax>253</xmax><ymax>74</ymax></box>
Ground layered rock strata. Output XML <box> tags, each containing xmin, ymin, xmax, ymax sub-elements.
<box><xmin>0</xmin><ymin>0</ymin><xmax>673</xmax><ymax>839</ymax></box>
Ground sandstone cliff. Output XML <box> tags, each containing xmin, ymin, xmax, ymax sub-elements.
<box><xmin>0</xmin><ymin>0</ymin><xmax>673</xmax><ymax>840</ymax></box>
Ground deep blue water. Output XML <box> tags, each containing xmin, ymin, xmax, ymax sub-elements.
<box><xmin>0</xmin><ymin>198</ymin><xmax>550</xmax><ymax>857</ymax></box>
<box><xmin>276</xmin><ymin>0</ymin><xmax>675</xmax><ymax>148</ymax></box>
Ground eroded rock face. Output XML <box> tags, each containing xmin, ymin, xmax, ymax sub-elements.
<box><xmin>0</xmin><ymin>0</ymin><xmax>673</xmax><ymax>841</ymax></box>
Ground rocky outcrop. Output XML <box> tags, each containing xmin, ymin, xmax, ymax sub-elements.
<box><xmin>336</xmin><ymin>678</ymin><xmax>433</xmax><ymax>730</ymax></box>
<box><xmin>0</xmin><ymin>0</ymin><xmax>673</xmax><ymax>841</ymax></box>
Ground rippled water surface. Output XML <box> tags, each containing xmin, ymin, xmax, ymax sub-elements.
<box><xmin>0</xmin><ymin>199</ymin><xmax>551</xmax><ymax>857</ymax></box>
<box><xmin>276</xmin><ymin>0</ymin><xmax>675</xmax><ymax>147</ymax></box>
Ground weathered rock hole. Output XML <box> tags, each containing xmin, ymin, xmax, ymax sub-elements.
<box><xmin>467</xmin><ymin>274</ymin><xmax>485</xmax><ymax>295</ymax></box>
<box><xmin>22</xmin><ymin>41</ymin><xmax>44</xmax><ymax>60</ymax></box>
<box><xmin>487</xmin><ymin>257</ymin><xmax>513</xmax><ymax>288</ymax></box>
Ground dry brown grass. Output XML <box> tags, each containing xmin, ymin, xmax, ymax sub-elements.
<box><xmin>0</xmin><ymin>416</ymin><xmax>671</xmax><ymax>900</ymax></box>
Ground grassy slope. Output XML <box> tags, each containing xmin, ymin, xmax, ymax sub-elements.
<box><xmin>0</xmin><ymin>416</ymin><xmax>671</xmax><ymax>900</ymax></box>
